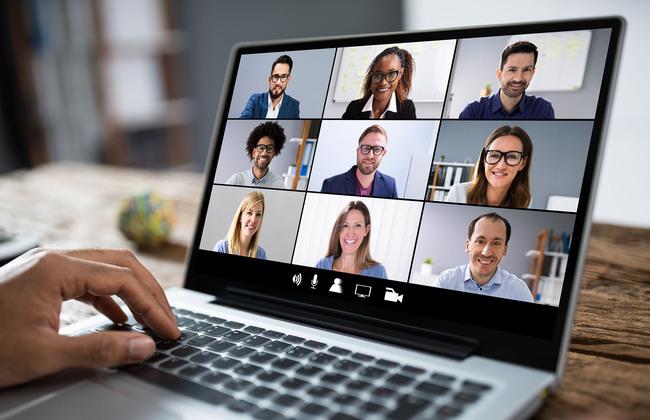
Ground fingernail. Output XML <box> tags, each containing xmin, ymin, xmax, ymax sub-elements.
<box><xmin>128</xmin><ymin>337</ymin><xmax>155</xmax><ymax>360</ymax></box>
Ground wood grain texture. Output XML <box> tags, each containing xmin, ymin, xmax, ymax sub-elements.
<box><xmin>1</xmin><ymin>164</ymin><xmax>648</xmax><ymax>419</ymax></box>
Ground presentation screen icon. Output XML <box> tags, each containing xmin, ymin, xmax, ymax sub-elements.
<box><xmin>354</xmin><ymin>284</ymin><xmax>372</xmax><ymax>298</ymax></box>
<box><xmin>384</xmin><ymin>287</ymin><xmax>403</xmax><ymax>303</ymax></box>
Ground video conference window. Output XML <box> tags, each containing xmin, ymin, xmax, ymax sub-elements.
<box><xmin>292</xmin><ymin>193</ymin><xmax>422</xmax><ymax>282</ymax></box>
<box><xmin>214</xmin><ymin>119</ymin><xmax>321</xmax><ymax>190</ymax></box>
<box><xmin>200</xmin><ymin>185</ymin><xmax>306</xmax><ymax>263</ymax></box>
<box><xmin>428</xmin><ymin>120</ymin><xmax>593</xmax><ymax>211</ymax></box>
<box><xmin>411</xmin><ymin>203</ymin><xmax>575</xmax><ymax>306</ymax></box>
<box><xmin>322</xmin><ymin>41</ymin><xmax>455</xmax><ymax>119</ymax></box>
<box><xmin>308</xmin><ymin>120</ymin><xmax>438</xmax><ymax>200</ymax></box>
<box><xmin>443</xmin><ymin>29</ymin><xmax>611</xmax><ymax>119</ymax></box>
<box><xmin>228</xmin><ymin>49</ymin><xmax>336</xmax><ymax>119</ymax></box>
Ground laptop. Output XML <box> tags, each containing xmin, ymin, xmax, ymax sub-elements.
<box><xmin>0</xmin><ymin>17</ymin><xmax>624</xmax><ymax>420</ymax></box>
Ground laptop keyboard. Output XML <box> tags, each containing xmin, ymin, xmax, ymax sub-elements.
<box><xmin>95</xmin><ymin>308</ymin><xmax>492</xmax><ymax>419</ymax></box>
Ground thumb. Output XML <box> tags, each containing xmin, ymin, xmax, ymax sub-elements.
<box><xmin>56</xmin><ymin>332</ymin><xmax>155</xmax><ymax>369</ymax></box>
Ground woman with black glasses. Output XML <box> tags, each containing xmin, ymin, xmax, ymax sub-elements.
<box><xmin>446</xmin><ymin>125</ymin><xmax>533</xmax><ymax>208</ymax></box>
<box><xmin>342</xmin><ymin>46</ymin><xmax>416</xmax><ymax>119</ymax></box>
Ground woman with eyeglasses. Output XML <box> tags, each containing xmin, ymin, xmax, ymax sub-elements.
<box><xmin>446</xmin><ymin>125</ymin><xmax>533</xmax><ymax>208</ymax></box>
<box><xmin>214</xmin><ymin>191</ymin><xmax>267</xmax><ymax>259</ymax></box>
<box><xmin>316</xmin><ymin>201</ymin><xmax>387</xmax><ymax>279</ymax></box>
<box><xmin>342</xmin><ymin>46</ymin><xmax>416</xmax><ymax>119</ymax></box>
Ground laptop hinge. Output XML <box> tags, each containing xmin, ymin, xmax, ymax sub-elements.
<box><xmin>214</xmin><ymin>288</ymin><xmax>478</xmax><ymax>360</ymax></box>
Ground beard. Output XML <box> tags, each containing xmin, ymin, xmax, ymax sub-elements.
<box><xmin>254</xmin><ymin>155</ymin><xmax>270</xmax><ymax>170</ymax></box>
<box><xmin>501</xmin><ymin>81</ymin><xmax>527</xmax><ymax>98</ymax></box>
<box><xmin>357</xmin><ymin>159</ymin><xmax>378</xmax><ymax>175</ymax></box>
<box><xmin>269</xmin><ymin>85</ymin><xmax>285</xmax><ymax>100</ymax></box>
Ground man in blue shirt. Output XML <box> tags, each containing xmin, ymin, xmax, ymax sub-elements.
<box><xmin>240</xmin><ymin>55</ymin><xmax>300</xmax><ymax>119</ymax></box>
<box><xmin>321</xmin><ymin>124</ymin><xmax>398</xmax><ymax>198</ymax></box>
<box><xmin>434</xmin><ymin>212</ymin><xmax>534</xmax><ymax>302</ymax></box>
<box><xmin>459</xmin><ymin>41</ymin><xmax>554</xmax><ymax>120</ymax></box>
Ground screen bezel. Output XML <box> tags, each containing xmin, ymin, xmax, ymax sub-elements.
<box><xmin>185</xmin><ymin>17</ymin><xmax>623</xmax><ymax>372</ymax></box>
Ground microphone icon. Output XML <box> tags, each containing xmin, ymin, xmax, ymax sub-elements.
<box><xmin>310</xmin><ymin>274</ymin><xmax>318</xmax><ymax>289</ymax></box>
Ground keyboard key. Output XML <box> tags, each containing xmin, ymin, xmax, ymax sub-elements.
<box><xmin>243</xmin><ymin>325</ymin><xmax>265</xmax><ymax>334</ymax></box>
<box><xmin>223</xmin><ymin>321</ymin><xmax>245</xmax><ymax>329</ymax></box>
<box><xmin>351</xmin><ymin>352</ymin><xmax>375</xmax><ymax>362</ymax></box>
<box><xmin>376</xmin><ymin>359</ymin><xmax>400</xmax><ymax>369</ymax></box>
<box><xmin>371</xmin><ymin>386</ymin><xmax>394</xmax><ymax>398</ymax></box>
<box><xmin>253</xmin><ymin>408</ymin><xmax>284</xmax><ymax>420</ymax></box>
<box><xmin>345</xmin><ymin>379</ymin><xmax>371</xmax><ymax>392</ymax></box>
<box><xmin>233</xmin><ymin>363</ymin><xmax>263</xmax><ymax>377</ymax></box>
<box><xmin>331</xmin><ymin>413</ymin><xmax>362</xmax><ymax>420</ymax></box>
<box><xmin>190</xmin><ymin>350</ymin><xmax>220</xmax><ymax>364</ymax></box>
<box><xmin>303</xmin><ymin>340</ymin><xmax>327</xmax><ymax>350</ymax></box>
<box><xmin>144</xmin><ymin>352</ymin><xmax>168</xmax><ymax>364</ymax></box>
<box><xmin>223</xmin><ymin>378</ymin><xmax>254</xmax><ymax>392</ymax></box>
<box><xmin>201</xmin><ymin>371</ymin><xmax>231</xmax><ymax>385</ymax></box>
<box><xmin>208</xmin><ymin>340</ymin><xmax>236</xmax><ymax>353</ymax></box>
<box><xmin>174</xmin><ymin>308</ymin><xmax>194</xmax><ymax>316</ymax></box>
<box><xmin>171</xmin><ymin>345</ymin><xmax>201</xmax><ymax>358</ymax></box>
<box><xmin>299</xmin><ymin>403</ymin><xmax>328</xmax><ymax>416</ymax></box>
<box><xmin>386</xmin><ymin>395</ymin><xmax>429</xmax><ymax>419</ymax></box>
<box><xmin>358</xmin><ymin>366</ymin><xmax>388</xmax><ymax>380</ymax></box>
<box><xmin>285</xmin><ymin>346</ymin><xmax>314</xmax><ymax>359</ymax></box>
<box><xmin>207</xmin><ymin>316</ymin><xmax>226</xmax><ymax>324</ymax></box>
<box><xmin>176</xmin><ymin>317</ymin><xmax>195</xmax><ymax>328</ymax></box>
<box><xmin>178</xmin><ymin>330</ymin><xmax>197</xmax><ymax>340</ymax></box>
<box><xmin>159</xmin><ymin>358</ymin><xmax>188</xmax><ymax>371</ymax></box>
<box><xmin>257</xmin><ymin>370</ymin><xmax>286</xmax><ymax>383</ymax></box>
<box><xmin>227</xmin><ymin>399</ymin><xmax>257</xmax><ymax>413</ymax></box>
<box><xmin>321</xmin><ymin>372</ymin><xmax>348</xmax><ymax>385</ymax></box>
<box><xmin>462</xmin><ymin>380</ymin><xmax>492</xmax><ymax>393</ymax></box>
<box><xmin>415</xmin><ymin>381</ymin><xmax>451</xmax><ymax>396</ymax></box>
<box><xmin>431</xmin><ymin>372</ymin><xmax>456</xmax><ymax>383</ymax></box>
<box><xmin>187</xmin><ymin>335</ymin><xmax>216</xmax><ymax>347</ymax></box>
<box><xmin>359</xmin><ymin>401</ymin><xmax>385</xmax><ymax>414</ymax></box>
<box><xmin>212</xmin><ymin>356</ymin><xmax>241</xmax><ymax>370</ymax></box>
<box><xmin>242</xmin><ymin>336</ymin><xmax>271</xmax><ymax>347</ymax></box>
<box><xmin>281</xmin><ymin>377</ymin><xmax>309</xmax><ymax>391</ymax></box>
<box><xmin>282</xmin><ymin>335</ymin><xmax>305</xmax><ymax>344</ymax></box>
<box><xmin>309</xmin><ymin>352</ymin><xmax>338</xmax><ymax>366</ymax></box>
<box><xmin>386</xmin><ymin>373</ymin><xmax>415</xmax><ymax>387</ymax></box>
<box><xmin>274</xmin><ymin>394</ymin><xmax>301</xmax><ymax>408</ymax></box>
<box><xmin>204</xmin><ymin>326</ymin><xmax>231</xmax><ymax>337</ymax></box>
<box><xmin>227</xmin><ymin>346</ymin><xmax>256</xmax><ymax>358</ymax></box>
<box><xmin>190</xmin><ymin>312</ymin><xmax>210</xmax><ymax>320</ymax></box>
<box><xmin>179</xmin><ymin>364</ymin><xmax>209</xmax><ymax>378</ymax></box>
<box><xmin>333</xmin><ymin>394</ymin><xmax>360</xmax><ymax>405</ymax></box>
<box><xmin>222</xmin><ymin>330</ymin><xmax>251</xmax><ymax>342</ymax></box>
<box><xmin>333</xmin><ymin>359</ymin><xmax>361</xmax><ymax>372</ymax></box>
<box><xmin>328</xmin><ymin>346</ymin><xmax>352</xmax><ymax>356</ymax></box>
<box><xmin>295</xmin><ymin>365</ymin><xmax>324</xmax><ymax>378</ymax></box>
<box><xmin>187</xmin><ymin>321</ymin><xmax>212</xmax><ymax>332</ymax></box>
<box><xmin>436</xmin><ymin>405</ymin><xmax>463</xmax><ymax>418</ymax></box>
<box><xmin>263</xmin><ymin>341</ymin><xmax>292</xmax><ymax>353</ymax></box>
<box><xmin>306</xmin><ymin>385</ymin><xmax>335</xmax><ymax>398</ymax></box>
<box><xmin>157</xmin><ymin>340</ymin><xmax>181</xmax><ymax>351</ymax></box>
<box><xmin>453</xmin><ymin>391</ymin><xmax>481</xmax><ymax>403</ymax></box>
<box><xmin>402</xmin><ymin>365</ymin><xmax>426</xmax><ymax>376</ymax></box>
<box><xmin>271</xmin><ymin>358</ymin><xmax>300</xmax><ymax>371</ymax></box>
<box><xmin>249</xmin><ymin>385</ymin><xmax>277</xmax><ymax>400</ymax></box>
<box><xmin>262</xmin><ymin>330</ymin><xmax>285</xmax><ymax>339</ymax></box>
<box><xmin>249</xmin><ymin>352</ymin><xmax>278</xmax><ymax>364</ymax></box>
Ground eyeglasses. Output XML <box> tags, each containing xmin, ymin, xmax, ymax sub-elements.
<box><xmin>358</xmin><ymin>145</ymin><xmax>385</xmax><ymax>156</ymax></box>
<box><xmin>370</xmin><ymin>69</ymin><xmax>401</xmax><ymax>84</ymax></box>
<box><xmin>255</xmin><ymin>144</ymin><xmax>275</xmax><ymax>153</ymax></box>
<box><xmin>270</xmin><ymin>73</ymin><xmax>289</xmax><ymax>83</ymax></box>
<box><xmin>484</xmin><ymin>149</ymin><xmax>526</xmax><ymax>166</ymax></box>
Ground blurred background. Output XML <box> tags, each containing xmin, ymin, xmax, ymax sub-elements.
<box><xmin>0</xmin><ymin>0</ymin><xmax>647</xmax><ymax>228</ymax></box>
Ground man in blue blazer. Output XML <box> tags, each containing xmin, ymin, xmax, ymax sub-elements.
<box><xmin>240</xmin><ymin>55</ymin><xmax>300</xmax><ymax>119</ymax></box>
<box><xmin>321</xmin><ymin>124</ymin><xmax>398</xmax><ymax>198</ymax></box>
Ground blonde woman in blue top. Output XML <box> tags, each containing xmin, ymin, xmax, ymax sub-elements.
<box><xmin>214</xmin><ymin>191</ymin><xmax>267</xmax><ymax>259</ymax></box>
<box><xmin>316</xmin><ymin>201</ymin><xmax>387</xmax><ymax>279</ymax></box>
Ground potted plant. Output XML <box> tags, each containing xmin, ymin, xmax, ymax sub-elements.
<box><xmin>421</xmin><ymin>257</ymin><xmax>433</xmax><ymax>275</ymax></box>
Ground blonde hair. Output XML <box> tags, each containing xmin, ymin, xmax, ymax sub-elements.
<box><xmin>326</xmin><ymin>201</ymin><xmax>378</xmax><ymax>272</ymax></box>
<box><xmin>227</xmin><ymin>191</ymin><xmax>265</xmax><ymax>257</ymax></box>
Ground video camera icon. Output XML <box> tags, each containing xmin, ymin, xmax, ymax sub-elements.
<box><xmin>384</xmin><ymin>287</ymin><xmax>403</xmax><ymax>303</ymax></box>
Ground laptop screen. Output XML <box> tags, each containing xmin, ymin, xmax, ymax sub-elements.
<box><xmin>186</xmin><ymin>18</ymin><xmax>622</xmax><ymax>369</ymax></box>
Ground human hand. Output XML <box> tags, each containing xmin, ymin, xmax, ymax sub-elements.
<box><xmin>0</xmin><ymin>248</ymin><xmax>180</xmax><ymax>388</ymax></box>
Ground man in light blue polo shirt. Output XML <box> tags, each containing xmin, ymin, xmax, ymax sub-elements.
<box><xmin>434</xmin><ymin>212</ymin><xmax>534</xmax><ymax>302</ymax></box>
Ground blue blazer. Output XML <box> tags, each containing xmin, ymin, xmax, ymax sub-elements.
<box><xmin>321</xmin><ymin>166</ymin><xmax>398</xmax><ymax>198</ymax></box>
<box><xmin>240</xmin><ymin>92</ymin><xmax>300</xmax><ymax>119</ymax></box>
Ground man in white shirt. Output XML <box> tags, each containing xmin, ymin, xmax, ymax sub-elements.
<box><xmin>434</xmin><ymin>212</ymin><xmax>534</xmax><ymax>302</ymax></box>
<box><xmin>226</xmin><ymin>121</ymin><xmax>286</xmax><ymax>188</ymax></box>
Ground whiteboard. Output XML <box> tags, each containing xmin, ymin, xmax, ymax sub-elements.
<box><xmin>333</xmin><ymin>40</ymin><xmax>456</xmax><ymax>103</ymax></box>
<box><xmin>509</xmin><ymin>31</ymin><xmax>591</xmax><ymax>92</ymax></box>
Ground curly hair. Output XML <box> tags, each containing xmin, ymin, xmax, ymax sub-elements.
<box><xmin>245</xmin><ymin>121</ymin><xmax>286</xmax><ymax>160</ymax></box>
<box><xmin>361</xmin><ymin>46</ymin><xmax>415</xmax><ymax>104</ymax></box>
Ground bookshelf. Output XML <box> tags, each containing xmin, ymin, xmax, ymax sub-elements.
<box><xmin>427</xmin><ymin>161</ymin><xmax>474</xmax><ymax>201</ymax></box>
<box><xmin>283</xmin><ymin>120</ymin><xmax>317</xmax><ymax>190</ymax></box>
<box><xmin>522</xmin><ymin>229</ymin><xmax>570</xmax><ymax>306</ymax></box>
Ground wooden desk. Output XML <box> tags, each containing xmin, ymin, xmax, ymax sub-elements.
<box><xmin>1</xmin><ymin>164</ymin><xmax>648</xmax><ymax>418</ymax></box>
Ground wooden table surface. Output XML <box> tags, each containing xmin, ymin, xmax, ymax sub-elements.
<box><xmin>1</xmin><ymin>163</ymin><xmax>648</xmax><ymax>419</ymax></box>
